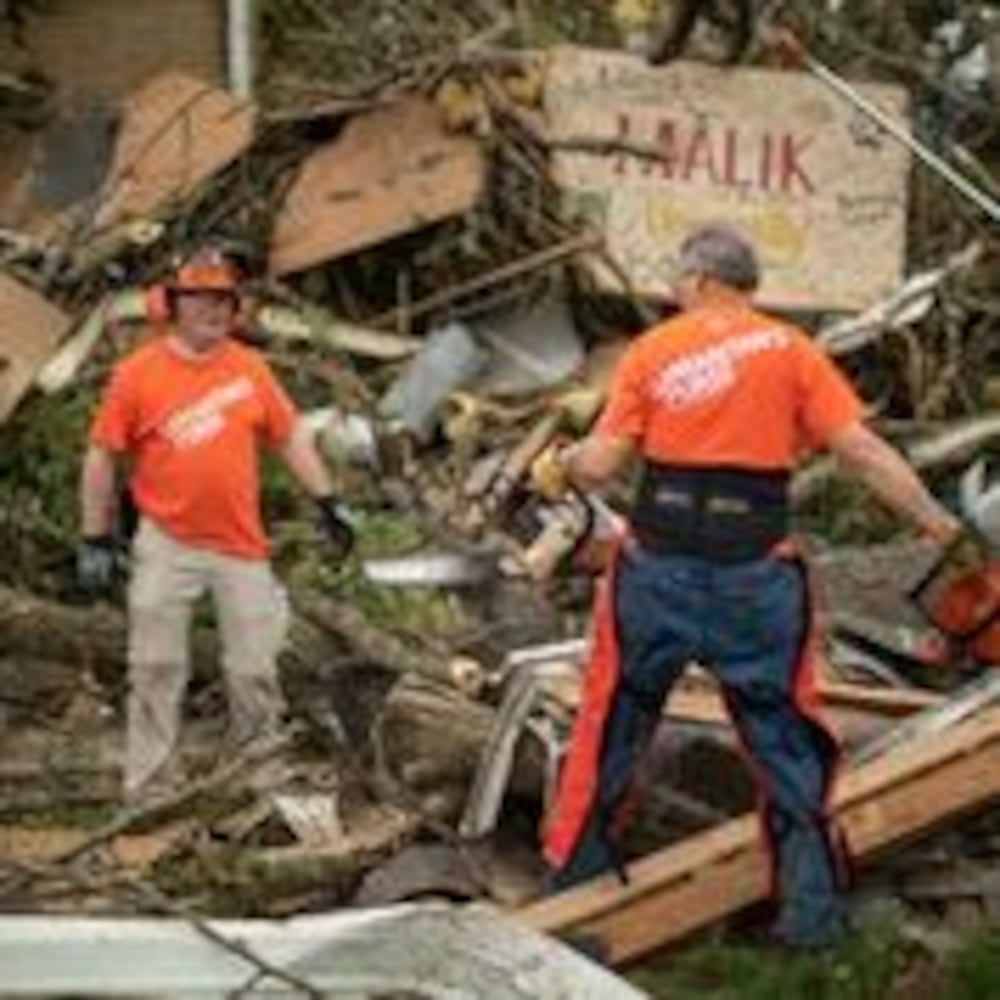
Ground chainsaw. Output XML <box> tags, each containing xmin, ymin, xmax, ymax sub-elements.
<box><xmin>361</xmin><ymin>483</ymin><xmax>622</xmax><ymax>589</ymax></box>
<box><xmin>909</xmin><ymin>461</ymin><xmax>999</xmax><ymax>667</ymax></box>
<box><xmin>361</xmin><ymin>386</ymin><xmax>618</xmax><ymax>589</ymax></box>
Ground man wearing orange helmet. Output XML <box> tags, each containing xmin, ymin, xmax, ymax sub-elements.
<box><xmin>78</xmin><ymin>245</ymin><xmax>354</xmax><ymax>801</ymax></box>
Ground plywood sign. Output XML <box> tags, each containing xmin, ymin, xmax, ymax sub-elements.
<box><xmin>0</xmin><ymin>274</ymin><xmax>71</xmax><ymax>422</ymax></box>
<box><xmin>545</xmin><ymin>47</ymin><xmax>911</xmax><ymax>311</ymax></box>
<box><xmin>269</xmin><ymin>97</ymin><xmax>486</xmax><ymax>276</ymax></box>
<box><xmin>93</xmin><ymin>71</ymin><xmax>255</xmax><ymax>231</ymax></box>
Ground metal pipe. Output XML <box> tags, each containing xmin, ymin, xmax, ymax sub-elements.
<box><xmin>803</xmin><ymin>51</ymin><xmax>1000</xmax><ymax>226</ymax></box>
<box><xmin>226</xmin><ymin>0</ymin><xmax>255</xmax><ymax>98</ymax></box>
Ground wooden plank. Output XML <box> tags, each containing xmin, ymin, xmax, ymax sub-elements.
<box><xmin>818</xmin><ymin>680</ymin><xmax>940</xmax><ymax>715</ymax></box>
<box><xmin>92</xmin><ymin>72</ymin><xmax>255</xmax><ymax>232</ymax></box>
<box><xmin>520</xmin><ymin>707</ymin><xmax>1000</xmax><ymax>965</ymax></box>
<box><xmin>667</xmin><ymin>675</ymin><xmax>938</xmax><ymax>725</ymax></box>
<box><xmin>545</xmin><ymin>669</ymin><xmax>936</xmax><ymax>741</ymax></box>
<box><xmin>0</xmin><ymin>273</ymin><xmax>71</xmax><ymax>421</ymax></box>
<box><xmin>269</xmin><ymin>97</ymin><xmax>486</xmax><ymax>276</ymax></box>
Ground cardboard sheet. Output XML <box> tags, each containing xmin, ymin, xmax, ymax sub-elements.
<box><xmin>269</xmin><ymin>97</ymin><xmax>485</xmax><ymax>275</ymax></box>
<box><xmin>93</xmin><ymin>71</ymin><xmax>255</xmax><ymax>231</ymax></box>
<box><xmin>0</xmin><ymin>274</ymin><xmax>71</xmax><ymax>422</ymax></box>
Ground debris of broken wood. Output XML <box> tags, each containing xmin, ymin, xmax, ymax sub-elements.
<box><xmin>0</xmin><ymin>2</ymin><xmax>996</xmax><ymax>977</ymax></box>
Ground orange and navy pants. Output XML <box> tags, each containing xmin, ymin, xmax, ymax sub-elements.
<box><xmin>544</xmin><ymin>545</ymin><xmax>850</xmax><ymax>949</ymax></box>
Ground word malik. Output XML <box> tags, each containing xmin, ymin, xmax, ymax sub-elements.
<box><xmin>609</xmin><ymin>114</ymin><xmax>817</xmax><ymax>197</ymax></box>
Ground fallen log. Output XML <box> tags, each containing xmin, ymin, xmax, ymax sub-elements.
<box><xmin>0</xmin><ymin>585</ymin><xmax>135</xmax><ymax>682</ymax></box>
<box><xmin>0</xmin><ymin>656</ymin><xmax>81</xmax><ymax>720</ymax></box>
<box><xmin>295</xmin><ymin>593</ymin><xmax>454</xmax><ymax>686</ymax></box>
<box><xmin>376</xmin><ymin>675</ymin><xmax>538</xmax><ymax>792</ymax></box>
<box><xmin>0</xmin><ymin>583</ymin><xmax>436</xmax><ymax>691</ymax></box>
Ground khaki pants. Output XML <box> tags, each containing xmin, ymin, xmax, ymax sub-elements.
<box><xmin>125</xmin><ymin>518</ymin><xmax>289</xmax><ymax>798</ymax></box>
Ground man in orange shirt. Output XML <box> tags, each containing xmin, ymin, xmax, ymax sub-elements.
<box><xmin>534</xmin><ymin>224</ymin><xmax>959</xmax><ymax>949</ymax></box>
<box><xmin>78</xmin><ymin>246</ymin><xmax>355</xmax><ymax>802</ymax></box>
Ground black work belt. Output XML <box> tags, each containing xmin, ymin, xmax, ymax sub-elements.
<box><xmin>630</xmin><ymin>462</ymin><xmax>790</xmax><ymax>563</ymax></box>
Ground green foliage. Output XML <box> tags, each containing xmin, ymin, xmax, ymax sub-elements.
<box><xmin>628</xmin><ymin>929</ymin><xmax>901</xmax><ymax>1000</ymax></box>
<box><xmin>514</xmin><ymin>0</ymin><xmax>621</xmax><ymax>47</ymax></box>
<box><xmin>949</xmin><ymin>929</ymin><xmax>1000</xmax><ymax>999</ymax></box>
<box><xmin>278</xmin><ymin>506</ymin><xmax>472</xmax><ymax>640</ymax></box>
<box><xmin>0</xmin><ymin>386</ymin><xmax>94</xmax><ymax>529</ymax></box>
<box><xmin>0</xmin><ymin>386</ymin><xmax>97</xmax><ymax>588</ymax></box>
<box><xmin>629</xmin><ymin>924</ymin><xmax>1000</xmax><ymax>1000</ymax></box>
<box><xmin>798</xmin><ymin>474</ymin><xmax>903</xmax><ymax>546</ymax></box>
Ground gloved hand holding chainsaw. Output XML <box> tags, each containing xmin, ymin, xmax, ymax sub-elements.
<box><xmin>911</xmin><ymin>460</ymin><xmax>1000</xmax><ymax>666</ymax></box>
<box><xmin>530</xmin><ymin>442</ymin><xmax>574</xmax><ymax>502</ymax></box>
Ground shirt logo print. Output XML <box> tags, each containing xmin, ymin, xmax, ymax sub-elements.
<box><xmin>652</xmin><ymin>329</ymin><xmax>790</xmax><ymax>409</ymax></box>
<box><xmin>162</xmin><ymin>377</ymin><xmax>254</xmax><ymax>448</ymax></box>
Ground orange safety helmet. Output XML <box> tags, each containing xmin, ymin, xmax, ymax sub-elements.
<box><xmin>142</xmin><ymin>247</ymin><xmax>244</xmax><ymax>324</ymax></box>
<box><xmin>166</xmin><ymin>246</ymin><xmax>241</xmax><ymax>296</ymax></box>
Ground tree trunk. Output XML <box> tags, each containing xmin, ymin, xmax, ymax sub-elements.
<box><xmin>377</xmin><ymin>675</ymin><xmax>546</xmax><ymax>800</ymax></box>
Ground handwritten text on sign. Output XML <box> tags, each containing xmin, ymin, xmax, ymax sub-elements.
<box><xmin>545</xmin><ymin>47</ymin><xmax>911</xmax><ymax>311</ymax></box>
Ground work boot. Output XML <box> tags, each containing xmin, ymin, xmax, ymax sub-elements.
<box><xmin>771</xmin><ymin>906</ymin><xmax>849</xmax><ymax>953</ymax></box>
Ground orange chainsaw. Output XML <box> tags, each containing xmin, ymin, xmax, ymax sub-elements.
<box><xmin>910</xmin><ymin>530</ymin><xmax>999</xmax><ymax>666</ymax></box>
<box><xmin>910</xmin><ymin>463</ymin><xmax>999</xmax><ymax>666</ymax></box>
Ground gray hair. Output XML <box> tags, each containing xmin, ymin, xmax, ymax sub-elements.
<box><xmin>677</xmin><ymin>224</ymin><xmax>760</xmax><ymax>292</ymax></box>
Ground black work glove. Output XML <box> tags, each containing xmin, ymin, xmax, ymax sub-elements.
<box><xmin>76</xmin><ymin>535</ymin><xmax>117</xmax><ymax>596</ymax></box>
<box><xmin>316</xmin><ymin>495</ymin><xmax>356</xmax><ymax>562</ymax></box>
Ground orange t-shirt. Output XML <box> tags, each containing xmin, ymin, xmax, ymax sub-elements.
<box><xmin>89</xmin><ymin>334</ymin><xmax>298</xmax><ymax>559</ymax></box>
<box><xmin>595</xmin><ymin>303</ymin><xmax>864</xmax><ymax>468</ymax></box>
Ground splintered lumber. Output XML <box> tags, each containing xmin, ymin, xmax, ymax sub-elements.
<box><xmin>520</xmin><ymin>705</ymin><xmax>1000</xmax><ymax>966</ymax></box>
<box><xmin>366</xmin><ymin>230</ymin><xmax>602</xmax><ymax>330</ymax></box>
<box><xmin>543</xmin><ymin>667</ymin><xmax>939</xmax><ymax>746</ymax></box>
<box><xmin>665</xmin><ymin>674</ymin><xmax>938</xmax><ymax>732</ymax></box>
<box><xmin>817</xmin><ymin>680</ymin><xmax>940</xmax><ymax>715</ymax></box>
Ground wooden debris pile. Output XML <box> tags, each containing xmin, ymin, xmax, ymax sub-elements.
<box><xmin>0</xmin><ymin>0</ymin><xmax>996</xmax><ymax>950</ymax></box>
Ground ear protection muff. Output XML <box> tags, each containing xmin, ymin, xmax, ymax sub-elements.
<box><xmin>144</xmin><ymin>285</ymin><xmax>171</xmax><ymax>323</ymax></box>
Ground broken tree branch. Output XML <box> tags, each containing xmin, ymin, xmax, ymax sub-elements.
<box><xmin>0</xmin><ymin>731</ymin><xmax>292</xmax><ymax>901</ymax></box>
<box><xmin>294</xmin><ymin>593</ymin><xmax>453</xmax><ymax>685</ymax></box>
<box><xmin>365</xmin><ymin>230</ymin><xmax>603</xmax><ymax>330</ymax></box>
